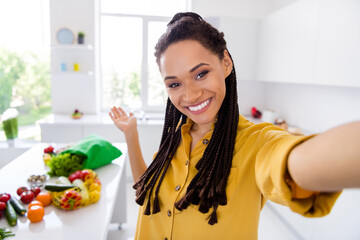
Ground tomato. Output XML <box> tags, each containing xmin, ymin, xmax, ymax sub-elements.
<box><xmin>68</xmin><ymin>170</ymin><xmax>82</xmax><ymax>183</ymax></box>
<box><xmin>17</xmin><ymin>186</ymin><xmax>29</xmax><ymax>196</ymax></box>
<box><xmin>20</xmin><ymin>190</ymin><xmax>35</xmax><ymax>204</ymax></box>
<box><xmin>81</xmin><ymin>169</ymin><xmax>91</xmax><ymax>181</ymax></box>
<box><xmin>44</xmin><ymin>145</ymin><xmax>54</xmax><ymax>154</ymax></box>
<box><xmin>31</xmin><ymin>187</ymin><xmax>41</xmax><ymax>197</ymax></box>
<box><xmin>0</xmin><ymin>201</ymin><xmax>6</xmax><ymax>211</ymax></box>
<box><xmin>0</xmin><ymin>193</ymin><xmax>11</xmax><ymax>203</ymax></box>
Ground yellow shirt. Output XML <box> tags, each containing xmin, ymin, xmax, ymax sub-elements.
<box><xmin>135</xmin><ymin>115</ymin><xmax>340</xmax><ymax>240</ymax></box>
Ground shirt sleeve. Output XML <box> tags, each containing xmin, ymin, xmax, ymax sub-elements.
<box><xmin>254</xmin><ymin>124</ymin><xmax>341</xmax><ymax>218</ymax></box>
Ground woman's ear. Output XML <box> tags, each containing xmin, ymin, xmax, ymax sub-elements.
<box><xmin>223</xmin><ymin>50</ymin><xmax>233</xmax><ymax>78</ymax></box>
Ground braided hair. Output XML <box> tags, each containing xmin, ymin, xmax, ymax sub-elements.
<box><xmin>133</xmin><ymin>12</ymin><xmax>239</xmax><ymax>225</ymax></box>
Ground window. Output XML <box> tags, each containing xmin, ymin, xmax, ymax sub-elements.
<box><xmin>100</xmin><ymin>0</ymin><xmax>188</xmax><ymax>112</ymax></box>
<box><xmin>0</xmin><ymin>0</ymin><xmax>50</xmax><ymax>142</ymax></box>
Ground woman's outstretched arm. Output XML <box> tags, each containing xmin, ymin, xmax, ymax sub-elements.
<box><xmin>109</xmin><ymin>106</ymin><xmax>147</xmax><ymax>182</ymax></box>
<box><xmin>288</xmin><ymin>121</ymin><xmax>360</xmax><ymax>192</ymax></box>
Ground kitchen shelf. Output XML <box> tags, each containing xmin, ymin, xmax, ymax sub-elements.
<box><xmin>51</xmin><ymin>44</ymin><xmax>93</xmax><ymax>50</ymax></box>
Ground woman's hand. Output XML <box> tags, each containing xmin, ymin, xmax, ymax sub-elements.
<box><xmin>109</xmin><ymin>106</ymin><xmax>147</xmax><ymax>181</ymax></box>
<box><xmin>109</xmin><ymin>106</ymin><xmax>137</xmax><ymax>136</ymax></box>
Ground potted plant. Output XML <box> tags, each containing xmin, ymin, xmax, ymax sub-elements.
<box><xmin>77</xmin><ymin>32</ymin><xmax>85</xmax><ymax>44</ymax></box>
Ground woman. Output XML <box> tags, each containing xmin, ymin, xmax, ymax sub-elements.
<box><xmin>109</xmin><ymin>12</ymin><xmax>360</xmax><ymax>239</ymax></box>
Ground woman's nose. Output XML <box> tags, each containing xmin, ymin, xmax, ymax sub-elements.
<box><xmin>183</xmin><ymin>82</ymin><xmax>202</xmax><ymax>103</ymax></box>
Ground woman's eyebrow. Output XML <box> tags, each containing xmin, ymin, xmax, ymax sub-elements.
<box><xmin>189</xmin><ymin>63</ymin><xmax>209</xmax><ymax>73</ymax></box>
<box><xmin>164</xmin><ymin>62</ymin><xmax>210</xmax><ymax>81</ymax></box>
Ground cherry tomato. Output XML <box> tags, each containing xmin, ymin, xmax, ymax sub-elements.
<box><xmin>0</xmin><ymin>201</ymin><xmax>6</xmax><ymax>211</ymax></box>
<box><xmin>68</xmin><ymin>170</ymin><xmax>82</xmax><ymax>183</ymax></box>
<box><xmin>0</xmin><ymin>193</ymin><xmax>11</xmax><ymax>203</ymax></box>
<box><xmin>44</xmin><ymin>145</ymin><xmax>54</xmax><ymax>154</ymax></box>
<box><xmin>31</xmin><ymin>187</ymin><xmax>41</xmax><ymax>197</ymax></box>
<box><xmin>20</xmin><ymin>190</ymin><xmax>35</xmax><ymax>204</ymax></box>
<box><xmin>17</xmin><ymin>186</ymin><xmax>29</xmax><ymax>196</ymax></box>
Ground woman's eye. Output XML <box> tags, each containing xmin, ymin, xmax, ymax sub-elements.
<box><xmin>168</xmin><ymin>83</ymin><xmax>180</xmax><ymax>88</ymax></box>
<box><xmin>196</xmin><ymin>70</ymin><xmax>209</xmax><ymax>79</ymax></box>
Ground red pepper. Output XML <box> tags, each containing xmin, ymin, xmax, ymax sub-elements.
<box><xmin>59</xmin><ymin>190</ymin><xmax>82</xmax><ymax>210</ymax></box>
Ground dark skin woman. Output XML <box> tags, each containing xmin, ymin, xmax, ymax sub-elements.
<box><xmin>109</xmin><ymin>12</ymin><xmax>360</xmax><ymax>239</ymax></box>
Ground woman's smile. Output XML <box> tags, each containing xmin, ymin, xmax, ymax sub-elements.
<box><xmin>185</xmin><ymin>97</ymin><xmax>212</xmax><ymax>114</ymax></box>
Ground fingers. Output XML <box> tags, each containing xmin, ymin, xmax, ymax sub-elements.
<box><xmin>118</xmin><ymin>107</ymin><xmax>127</xmax><ymax>117</ymax></box>
<box><xmin>110</xmin><ymin>106</ymin><xmax>129</xmax><ymax>119</ymax></box>
<box><xmin>109</xmin><ymin>111</ymin><xmax>114</xmax><ymax>121</ymax></box>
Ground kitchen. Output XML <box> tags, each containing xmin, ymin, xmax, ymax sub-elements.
<box><xmin>1</xmin><ymin>0</ymin><xmax>360</xmax><ymax>239</ymax></box>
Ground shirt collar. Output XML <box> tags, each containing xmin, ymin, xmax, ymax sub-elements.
<box><xmin>181</xmin><ymin>117</ymin><xmax>217</xmax><ymax>135</ymax></box>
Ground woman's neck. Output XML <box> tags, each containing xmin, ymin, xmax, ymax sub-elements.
<box><xmin>191</xmin><ymin>122</ymin><xmax>212</xmax><ymax>136</ymax></box>
<box><xmin>189</xmin><ymin>121</ymin><xmax>213</xmax><ymax>153</ymax></box>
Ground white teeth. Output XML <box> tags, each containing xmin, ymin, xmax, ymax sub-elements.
<box><xmin>188</xmin><ymin>99</ymin><xmax>210</xmax><ymax>111</ymax></box>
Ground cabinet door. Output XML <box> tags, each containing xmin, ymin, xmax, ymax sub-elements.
<box><xmin>257</xmin><ymin>0</ymin><xmax>320</xmax><ymax>84</ymax></box>
<box><xmin>314</xmin><ymin>0</ymin><xmax>360</xmax><ymax>87</ymax></box>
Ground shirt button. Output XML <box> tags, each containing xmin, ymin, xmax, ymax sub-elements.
<box><xmin>175</xmin><ymin>185</ymin><xmax>181</xmax><ymax>191</ymax></box>
<box><xmin>185</xmin><ymin>160</ymin><xmax>189</xmax><ymax>165</ymax></box>
<box><xmin>203</xmin><ymin>139</ymin><xmax>209</xmax><ymax>145</ymax></box>
<box><xmin>167</xmin><ymin>210</ymin><xmax>172</xmax><ymax>217</ymax></box>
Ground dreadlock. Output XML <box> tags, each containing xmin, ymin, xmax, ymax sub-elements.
<box><xmin>133</xmin><ymin>12</ymin><xmax>239</xmax><ymax>225</ymax></box>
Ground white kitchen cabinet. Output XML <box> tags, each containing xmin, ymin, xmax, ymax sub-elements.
<box><xmin>50</xmin><ymin>0</ymin><xmax>100</xmax><ymax>114</ymax></box>
<box><xmin>256</xmin><ymin>0</ymin><xmax>320</xmax><ymax>84</ymax></box>
<box><xmin>314</xmin><ymin>0</ymin><xmax>360</xmax><ymax>87</ymax></box>
<box><xmin>256</xmin><ymin>0</ymin><xmax>360</xmax><ymax>87</ymax></box>
<box><xmin>51</xmin><ymin>45</ymin><xmax>97</xmax><ymax>114</ymax></box>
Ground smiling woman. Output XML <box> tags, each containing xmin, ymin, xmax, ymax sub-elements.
<box><xmin>108</xmin><ymin>11</ymin><xmax>360</xmax><ymax>240</ymax></box>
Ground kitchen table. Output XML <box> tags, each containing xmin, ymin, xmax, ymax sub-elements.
<box><xmin>0</xmin><ymin>143</ymin><xmax>127</xmax><ymax>240</ymax></box>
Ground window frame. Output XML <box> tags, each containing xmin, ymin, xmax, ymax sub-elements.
<box><xmin>99</xmin><ymin>12</ymin><xmax>171</xmax><ymax>112</ymax></box>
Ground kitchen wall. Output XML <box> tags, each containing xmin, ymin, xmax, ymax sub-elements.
<box><xmin>238</xmin><ymin>80</ymin><xmax>360</xmax><ymax>133</ymax></box>
<box><xmin>193</xmin><ymin>0</ymin><xmax>360</xmax><ymax>134</ymax></box>
<box><xmin>262</xmin><ymin>82</ymin><xmax>360</xmax><ymax>133</ymax></box>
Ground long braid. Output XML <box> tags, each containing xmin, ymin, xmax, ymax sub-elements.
<box><xmin>134</xmin><ymin>12</ymin><xmax>239</xmax><ymax>225</ymax></box>
<box><xmin>133</xmin><ymin>97</ymin><xmax>187</xmax><ymax>212</ymax></box>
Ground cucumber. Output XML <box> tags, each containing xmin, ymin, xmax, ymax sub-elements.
<box><xmin>4</xmin><ymin>202</ymin><xmax>17</xmax><ymax>226</ymax></box>
<box><xmin>45</xmin><ymin>184</ymin><xmax>75</xmax><ymax>192</ymax></box>
<box><xmin>9</xmin><ymin>197</ymin><xmax>26</xmax><ymax>216</ymax></box>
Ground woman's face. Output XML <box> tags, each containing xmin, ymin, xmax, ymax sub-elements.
<box><xmin>159</xmin><ymin>40</ymin><xmax>232</xmax><ymax>127</ymax></box>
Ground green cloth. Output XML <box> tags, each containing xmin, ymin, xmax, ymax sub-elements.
<box><xmin>62</xmin><ymin>134</ymin><xmax>122</xmax><ymax>169</ymax></box>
